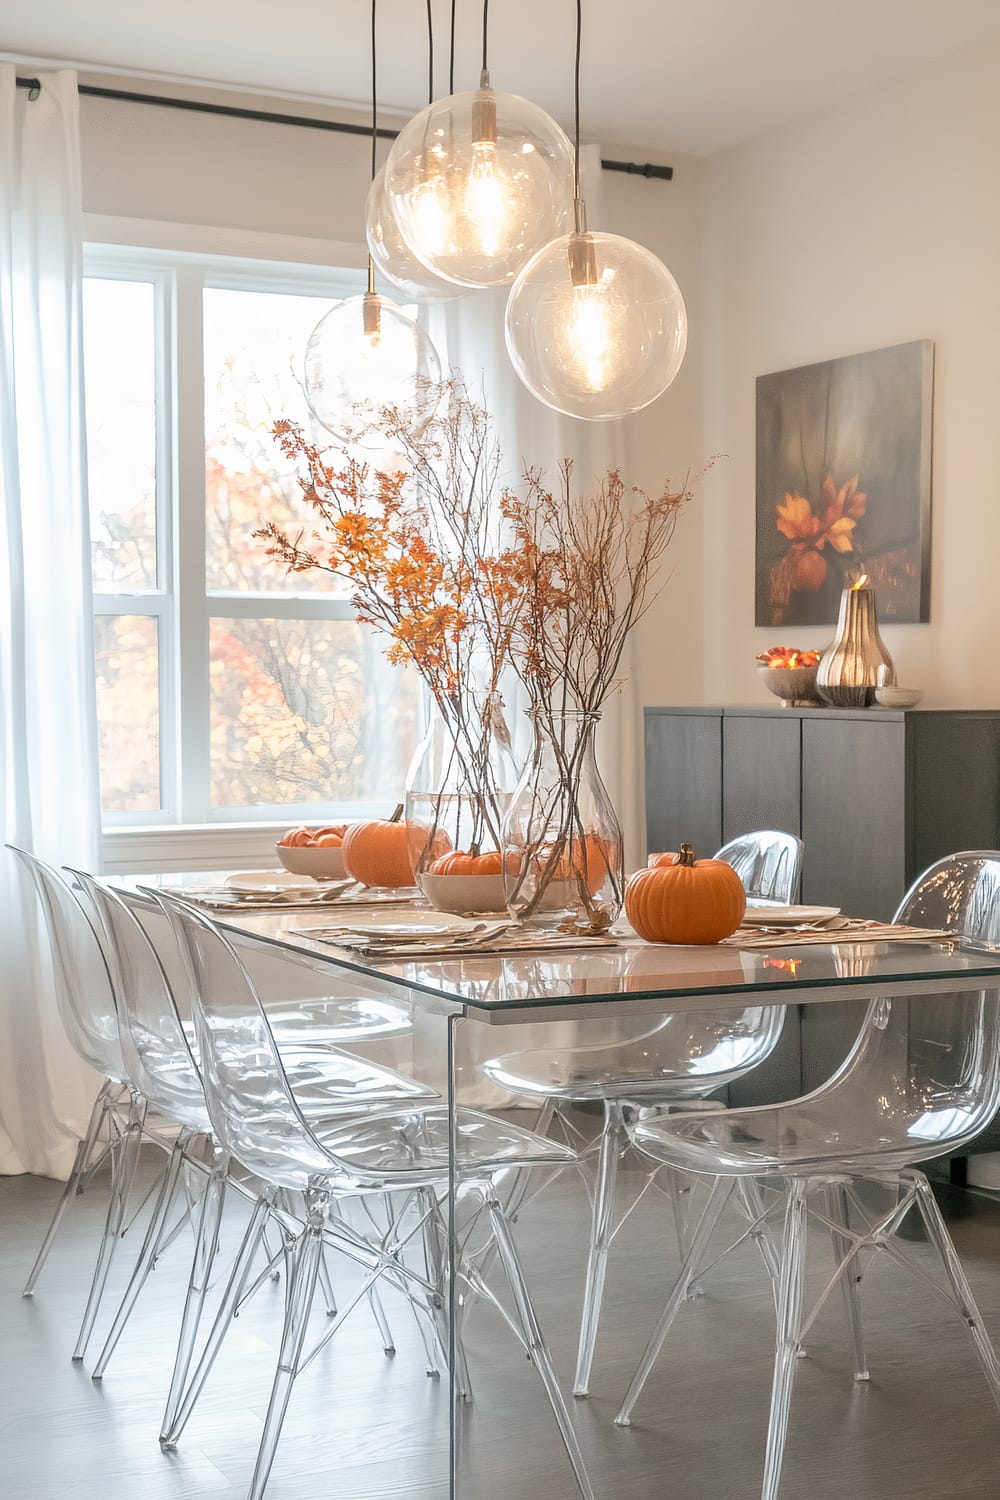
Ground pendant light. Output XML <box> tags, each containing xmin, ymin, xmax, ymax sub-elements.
<box><xmin>304</xmin><ymin>0</ymin><xmax>441</xmax><ymax>443</ymax></box>
<box><xmin>383</xmin><ymin>0</ymin><xmax>574</xmax><ymax>288</ymax></box>
<box><xmin>504</xmin><ymin>0</ymin><xmax>687</xmax><ymax>421</ymax></box>
<box><xmin>365</xmin><ymin>1</ymin><xmax>467</xmax><ymax>305</ymax></box>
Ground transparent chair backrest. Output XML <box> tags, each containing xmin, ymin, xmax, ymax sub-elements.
<box><xmin>715</xmin><ymin>831</ymin><xmax>804</xmax><ymax>904</ymax></box>
<box><xmin>68</xmin><ymin>872</ymin><xmax>208</xmax><ymax>1131</ymax></box>
<box><xmin>803</xmin><ymin>851</ymin><xmax>1000</xmax><ymax>1158</ymax></box>
<box><xmin>8</xmin><ymin>846</ymin><xmax>125</xmax><ymax>1080</ymax></box>
<box><xmin>487</xmin><ymin>832</ymin><xmax>803</xmax><ymax>1082</ymax></box>
<box><xmin>152</xmin><ymin>892</ymin><xmax>349</xmax><ymax>1191</ymax></box>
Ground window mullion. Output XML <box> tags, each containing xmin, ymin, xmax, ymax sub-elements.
<box><xmin>173</xmin><ymin>265</ymin><xmax>210</xmax><ymax>825</ymax></box>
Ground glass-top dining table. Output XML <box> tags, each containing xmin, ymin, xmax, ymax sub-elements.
<box><xmin>126</xmin><ymin>873</ymin><xmax>1000</xmax><ymax>1498</ymax></box>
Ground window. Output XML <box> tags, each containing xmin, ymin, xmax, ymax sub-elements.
<box><xmin>85</xmin><ymin>250</ymin><xmax>421</xmax><ymax>829</ymax></box>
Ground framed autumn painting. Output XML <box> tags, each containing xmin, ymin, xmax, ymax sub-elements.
<box><xmin>755</xmin><ymin>340</ymin><xmax>933</xmax><ymax>626</ymax></box>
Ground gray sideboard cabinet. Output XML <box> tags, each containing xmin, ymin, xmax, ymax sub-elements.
<box><xmin>644</xmin><ymin>706</ymin><xmax>1000</xmax><ymax>922</ymax></box>
<box><xmin>644</xmin><ymin>705</ymin><xmax>1000</xmax><ymax>1147</ymax></box>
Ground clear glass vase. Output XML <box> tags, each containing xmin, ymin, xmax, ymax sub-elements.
<box><xmin>502</xmin><ymin>710</ymin><xmax>624</xmax><ymax>927</ymax></box>
<box><xmin>404</xmin><ymin>695</ymin><xmax>518</xmax><ymax>915</ymax></box>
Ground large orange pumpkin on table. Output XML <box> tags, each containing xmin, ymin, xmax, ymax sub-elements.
<box><xmin>625</xmin><ymin>843</ymin><xmax>746</xmax><ymax>944</ymax></box>
<box><xmin>342</xmin><ymin>805</ymin><xmax>451</xmax><ymax>888</ymax></box>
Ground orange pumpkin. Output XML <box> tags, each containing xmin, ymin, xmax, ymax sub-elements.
<box><xmin>543</xmin><ymin>834</ymin><xmax>613</xmax><ymax>896</ymax></box>
<box><xmin>429</xmin><ymin>846</ymin><xmax>516</xmax><ymax>876</ymax></box>
<box><xmin>343</xmin><ymin>805</ymin><xmax>451</xmax><ymax>888</ymax></box>
<box><xmin>625</xmin><ymin>843</ymin><xmax>746</xmax><ymax>944</ymax></box>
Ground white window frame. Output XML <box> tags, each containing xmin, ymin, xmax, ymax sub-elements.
<box><xmin>84</xmin><ymin>220</ymin><xmax>416</xmax><ymax>869</ymax></box>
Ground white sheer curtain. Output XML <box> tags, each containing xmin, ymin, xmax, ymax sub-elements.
<box><xmin>0</xmin><ymin>67</ymin><xmax>103</xmax><ymax>1177</ymax></box>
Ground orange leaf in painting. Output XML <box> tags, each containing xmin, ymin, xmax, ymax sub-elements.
<box><xmin>776</xmin><ymin>494</ymin><xmax>823</xmax><ymax>544</ymax></box>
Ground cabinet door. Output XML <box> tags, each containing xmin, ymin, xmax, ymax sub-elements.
<box><xmin>644</xmin><ymin>712</ymin><xmax>722</xmax><ymax>858</ymax></box>
<box><xmin>800</xmin><ymin>717</ymin><xmax>906</xmax><ymax>919</ymax></box>
<box><xmin>722</xmin><ymin>714</ymin><xmax>801</xmax><ymax>842</ymax></box>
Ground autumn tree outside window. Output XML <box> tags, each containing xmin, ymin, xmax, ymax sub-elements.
<box><xmin>85</xmin><ymin>245</ymin><xmax>422</xmax><ymax>832</ymax></box>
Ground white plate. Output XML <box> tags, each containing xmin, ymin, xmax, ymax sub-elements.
<box><xmin>225</xmin><ymin>870</ymin><xmax>319</xmax><ymax>895</ymax></box>
<box><xmin>743</xmin><ymin>903</ymin><xmax>841</xmax><ymax>926</ymax></box>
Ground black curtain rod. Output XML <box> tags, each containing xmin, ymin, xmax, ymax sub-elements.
<box><xmin>15</xmin><ymin>74</ymin><xmax>674</xmax><ymax>181</ymax></box>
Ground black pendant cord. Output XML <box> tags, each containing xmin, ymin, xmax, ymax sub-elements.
<box><xmin>573</xmin><ymin>0</ymin><xmax>582</xmax><ymax>204</ymax></box>
<box><xmin>426</xmin><ymin>0</ymin><xmax>434</xmax><ymax>103</ymax></box>
<box><xmin>368</xmin><ymin>0</ymin><xmax>377</xmax><ymax>295</ymax></box>
<box><xmin>370</xmin><ymin>0</ymin><xmax>378</xmax><ymax>184</ymax></box>
<box><xmin>449</xmin><ymin>0</ymin><xmax>456</xmax><ymax>93</ymax></box>
<box><xmin>481</xmin><ymin>0</ymin><xmax>489</xmax><ymax>74</ymax></box>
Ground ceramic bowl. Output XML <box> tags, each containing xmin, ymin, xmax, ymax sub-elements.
<box><xmin>874</xmin><ymin>686</ymin><xmax>923</xmax><ymax>709</ymax></box>
<box><xmin>756</xmin><ymin>663</ymin><xmax>822</xmax><ymax>706</ymax></box>
<box><xmin>419</xmin><ymin>872</ymin><xmax>509</xmax><ymax>916</ymax></box>
<box><xmin>275</xmin><ymin>842</ymin><xmax>346</xmax><ymax>881</ymax></box>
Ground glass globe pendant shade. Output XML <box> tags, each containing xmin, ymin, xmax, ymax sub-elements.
<box><xmin>504</xmin><ymin>228</ymin><xmax>688</xmax><ymax>420</ymax></box>
<box><xmin>365</xmin><ymin>167</ymin><xmax>468</xmax><ymax>304</ymax></box>
<box><xmin>384</xmin><ymin>78</ymin><xmax>574</xmax><ymax>288</ymax></box>
<box><xmin>303</xmin><ymin>291</ymin><xmax>441</xmax><ymax>442</ymax></box>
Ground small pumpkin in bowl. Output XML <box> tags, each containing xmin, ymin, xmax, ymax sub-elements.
<box><xmin>625</xmin><ymin>843</ymin><xmax>746</xmax><ymax>944</ymax></box>
<box><xmin>429</xmin><ymin>847</ymin><xmax>518</xmax><ymax>876</ymax></box>
<box><xmin>342</xmin><ymin>805</ymin><xmax>451</xmax><ymax>889</ymax></box>
<box><xmin>421</xmin><ymin>845</ymin><xmax>513</xmax><ymax>915</ymax></box>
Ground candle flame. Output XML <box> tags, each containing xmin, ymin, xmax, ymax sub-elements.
<box><xmin>850</xmin><ymin>574</ymin><xmax>869</xmax><ymax>591</ymax></box>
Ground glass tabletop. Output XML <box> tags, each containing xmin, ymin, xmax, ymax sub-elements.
<box><xmin>129</xmin><ymin>873</ymin><xmax>1000</xmax><ymax>1015</ymax></box>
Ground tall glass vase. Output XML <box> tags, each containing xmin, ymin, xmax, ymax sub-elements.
<box><xmin>404</xmin><ymin>695</ymin><xmax>518</xmax><ymax>915</ymax></box>
<box><xmin>502</xmin><ymin>710</ymin><xmax>624</xmax><ymax>927</ymax></box>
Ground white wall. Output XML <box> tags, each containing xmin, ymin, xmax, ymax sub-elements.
<box><xmin>700</xmin><ymin>39</ymin><xmax>1000</xmax><ymax>709</ymax></box>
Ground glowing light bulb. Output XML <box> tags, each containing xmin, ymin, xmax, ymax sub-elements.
<box><xmin>567</xmin><ymin>281</ymin><xmax>615</xmax><ymax>392</ymax></box>
<box><xmin>411</xmin><ymin>171</ymin><xmax>451</xmax><ymax>258</ymax></box>
<box><xmin>303</xmin><ymin>293</ymin><xmax>441</xmax><ymax>443</ymax></box>
<box><xmin>505</xmin><ymin>229</ymin><xmax>687</xmax><ymax>421</ymax></box>
<box><xmin>385</xmin><ymin>81</ymin><xmax>573</xmax><ymax>288</ymax></box>
<box><xmin>464</xmin><ymin>141</ymin><xmax>509</xmax><ymax>257</ymax></box>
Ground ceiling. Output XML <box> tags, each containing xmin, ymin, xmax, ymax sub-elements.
<box><xmin>6</xmin><ymin>0</ymin><xmax>1000</xmax><ymax>156</ymax></box>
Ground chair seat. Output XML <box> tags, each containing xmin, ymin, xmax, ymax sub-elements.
<box><xmin>264</xmin><ymin>995</ymin><xmax>412</xmax><ymax>1044</ymax></box>
<box><xmin>283</xmin><ymin>1049</ymin><xmax>439</xmax><ymax>1117</ymax></box>
<box><xmin>312</xmin><ymin>1106</ymin><xmax>576</xmax><ymax>1185</ymax></box>
<box><xmin>631</xmin><ymin>1089</ymin><xmax>980</xmax><ymax>1178</ymax></box>
<box><xmin>486</xmin><ymin>1011</ymin><xmax>786</xmax><ymax>1103</ymax></box>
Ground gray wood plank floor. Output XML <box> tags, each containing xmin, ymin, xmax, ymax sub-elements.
<box><xmin>3</xmin><ymin>1137</ymin><xmax>1000</xmax><ymax>1499</ymax></box>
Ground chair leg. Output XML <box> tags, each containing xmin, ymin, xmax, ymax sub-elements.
<box><xmin>91</xmin><ymin>1133</ymin><xmax>191</xmax><ymax>1376</ymax></box>
<box><xmin>824</xmin><ymin>1181</ymin><xmax>868</xmax><ymax>1381</ymax></box>
<box><xmin>72</xmin><ymin>1091</ymin><xmax>147</xmax><ymax>1362</ymax></box>
<box><xmin>247</xmin><ymin>1210</ymin><xmax>325</xmax><ymax>1500</ymax></box>
<box><xmin>573</xmin><ymin>1100</ymin><xmax>628</xmax><ymax>1397</ymax></box>
<box><xmin>419</xmin><ymin>1186</ymin><xmax>471</xmax><ymax>1398</ymax></box>
<box><xmin>317</xmin><ymin>1248</ymin><xmax>338</xmax><ymax>1316</ymax></box>
<box><xmin>160</xmin><ymin>1194</ymin><xmax>271</xmax><ymax>1447</ymax></box>
<box><xmin>913</xmin><ymin>1175</ymin><xmax>1000</xmax><ymax>1412</ymax></box>
<box><xmin>616</xmin><ymin>1177</ymin><xmax>735</xmax><ymax>1427</ymax></box>
<box><xmin>159</xmin><ymin>1151</ymin><xmax>229</xmax><ymax>1438</ymax></box>
<box><xmin>23</xmin><ymin>1080</ymin><xmax>114</xmax><ymax>1296</ymax></box>
<box><xmin>737</xmin><ymin>1177</ymin><xmax>782</xmax><ymax>1297</ymax></box>
<box><xmin>760</xmin><ymin>1179</ymin><xmax>809</xmax><ymax>1500</ymax></box>
<box><xmin>485</xmin><ymin>1192</ymin><xmax>596</xmax><ymax>1500</ymax></box>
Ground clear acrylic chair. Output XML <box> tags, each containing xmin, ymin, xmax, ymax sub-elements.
<box><xmin>483</xmin><ymin>829</ymin><xmax>803</xmax><ymax>1396</ymax></box>
<box><xmin>71</xmin><ymin>873</ymin><xmax>438</xmax><ymax>1440</ymax></box>
<box><xmin>715</xmin><ymin>830</ymin><xmax>803</xmax><ymax>906</ymax></box>
<box><xmin>7</xmin><ymin>846</ymin><xmax>147</xmax><ymax>1362</ymax></box>
<box><xmin>616</xmin><ymin>850</ymin><xmax>1000</xmax><ymax>1500</ymax></box>
<box><xmin>157</xmin><ymin>890</ymin><xmax>595</xmax><ymax>1500</ymax></box>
